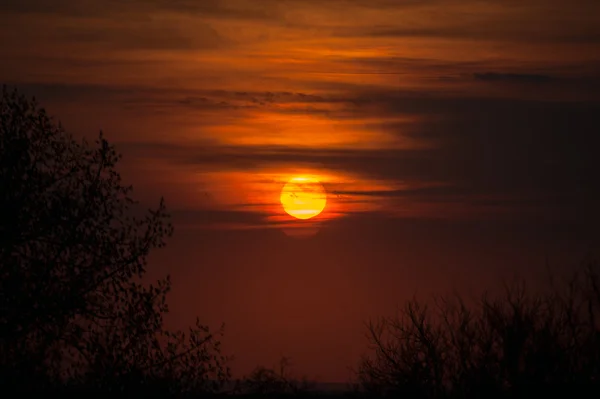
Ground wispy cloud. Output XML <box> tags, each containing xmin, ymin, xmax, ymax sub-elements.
<box><xmin>473</xmin><ymin>72</ymin><xmax>558</xmax><ymax>84</ymax></box>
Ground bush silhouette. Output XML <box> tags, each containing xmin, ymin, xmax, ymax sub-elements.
<box><xmin>356</xmin><ymin>262</ymin><xmax>600</xmax><ymax>398</ymax></box>
<box><xmin>234</xmin><ymin>356</ymin><xmax>316</xmax><ymax>397</ymax></box>
<box><xmin>0</xmin><ymin>86</ymin><xmax>229</xmax><ymax>394</ymax></box>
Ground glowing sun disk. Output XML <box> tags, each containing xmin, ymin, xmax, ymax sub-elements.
<box><xmin>280</xmin><ymin>176</ymin><xmax>327</xmax><ymax>220</ymax></box>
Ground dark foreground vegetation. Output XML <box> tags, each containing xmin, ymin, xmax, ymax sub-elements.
<box><xmin>1</xmin><ymin>86</ymin><xmax>599</xmax><ymax>397</ymax></box>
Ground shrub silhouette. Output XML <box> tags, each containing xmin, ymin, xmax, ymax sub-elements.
<box><xmin>234</xmin><ymin>356</ymin><xmax>315</xmax><ymax>397</ymax></box>
<box><xmin>356</xmin><ymin>262</ymin><xmax>600</xmax><ymax>398</ymax></box>
<box><xmin>0</xmin><ymin>86</ymin><xmax>229</xmax><ymax>393</ymax></box>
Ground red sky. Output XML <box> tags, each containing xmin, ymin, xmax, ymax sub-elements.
<box><xmin>2</xmin><ymin>0</ymin><xmax>600</xmax><ymax>382</ymax></box>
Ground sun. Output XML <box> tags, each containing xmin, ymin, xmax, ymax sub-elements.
<box><xmin>280</xmin><ymin>176</ymin><xmax>327</xmax><ymax>220</ymax></box>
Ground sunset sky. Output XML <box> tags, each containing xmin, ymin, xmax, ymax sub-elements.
<box><xmin>2</xmin><ymin>0</ymin><xmax>599</xmax><ymax>382</ymax></box>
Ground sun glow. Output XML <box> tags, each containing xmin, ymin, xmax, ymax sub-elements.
<box><xmin>280</xmin><ymin>176</ymin><xmax>327</xmax><ymax>220</ymax></box>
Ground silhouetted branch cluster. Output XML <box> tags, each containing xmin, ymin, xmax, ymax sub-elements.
<box><xmin>234</xmin><ymin>357</ymin><xmax>316</xmax><ymax>398</ymax></box>
<box><xmin>357</xmin><ymin>262</ymin><xmax>600</xmax><ymax>397</ymax></box>
<box><xmin>0</xmin><ymin>86</ymin><xmax>230</xmax><ymax>394</ymax></box>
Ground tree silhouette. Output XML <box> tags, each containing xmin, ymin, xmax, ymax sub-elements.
<box><xmin>235</xmin><ymin>356</ymin><xmax>315</xmax><ymax>397</ymax></box>
<box><xmin>356</xmin><ymin>262</ymin><xmax>600</xmax><ymax>398</ymax></box>
<box><xmin>0</xmin><ymin>86</ymin><xmax>229</xmax><ymax>393</ymax></box>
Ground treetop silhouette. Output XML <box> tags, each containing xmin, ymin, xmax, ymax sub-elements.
<box><xmin>0</xmin><ymin>86</ymin><xmax>229</xmax><ymax>393</ymax></box>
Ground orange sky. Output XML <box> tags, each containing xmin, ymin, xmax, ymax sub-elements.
<box><xmin>2</xmin><ymin>0</ymin><xmax>600</xmax><ymax>382</ymax></box>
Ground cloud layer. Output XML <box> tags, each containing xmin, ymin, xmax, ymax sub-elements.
<box><xmin>2</xmin><ymin>0</ymin><xmax>599</xmax><ymax>229</ymax></box>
